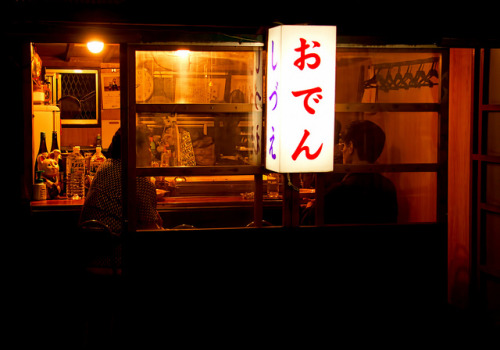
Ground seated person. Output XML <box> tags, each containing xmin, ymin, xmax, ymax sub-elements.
<box><xmin>323</xmin><ymin>120</ymin><xmax>398</xmax><ymax>224</ymax></box>
<box><xmin>80</xmin><ymin>126</ymin><xmax>163</xmax><ymax>233</ymax></box>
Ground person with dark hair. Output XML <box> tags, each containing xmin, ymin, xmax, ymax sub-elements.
<box><xmin>322</xmin><ymin>119</ymin><xmax>398</xmax><ymax>224</ymax></box>
<box><xmin>340</xmin><ymin>119</ymin><xmax>386</xmax><ymax>164</ymax></box>
<box><xmin>80</xmin><ymin>127</ymin><xmax>163</xmax><ymax>233</ymax></box>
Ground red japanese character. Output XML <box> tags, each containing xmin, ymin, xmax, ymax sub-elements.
<box><xmin>291</xmin><ymin>129</ymin><xmax>323</xmax><ymax>161</ymax></box>
<box><xmin>294</xmin><ymin>38</ymin><xmax>321</xmax><ymax>71</ymax></box>
<box><xmin>291</xmin><ymin>87</ymin><xmax>323</xmax><ymax>114</ymax></box>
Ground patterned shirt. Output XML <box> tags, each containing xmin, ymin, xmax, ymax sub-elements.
<box><xmin>80</xmin><ymin>158</ymin><xmax>161</xmax><ymax>233</ymax></box>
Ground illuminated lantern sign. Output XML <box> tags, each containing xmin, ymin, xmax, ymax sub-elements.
<box><xmin>266</xmin><ymin>25</ymin><xmax>336</xmax><ymax>173</ymax></box>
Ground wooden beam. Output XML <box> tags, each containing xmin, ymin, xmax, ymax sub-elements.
<box><xmin>65</xmin><ymin>43</ymin><xmax>75</xmax><ymax>62</ymax></box>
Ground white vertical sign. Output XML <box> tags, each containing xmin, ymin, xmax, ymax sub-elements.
<box><xmin>266</xmin><ymin>25</ymin><xmax>336</xmax><ymax>173</ymax></box>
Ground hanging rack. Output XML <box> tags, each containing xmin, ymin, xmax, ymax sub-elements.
<box><xmin>363</xmin><ymin>57</ymin><xmax>439</xmax><ymax>92</ymax></box>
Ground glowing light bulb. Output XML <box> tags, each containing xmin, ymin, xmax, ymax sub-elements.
<box><xmin>175</xmin><ymin>49</ymin><xmax>190</xmax><ymax>58</ymax></box>
<box><xmin>87</xmin><ymin>41</ymin><xmax>104</xmax><ymax>54</ymax></box>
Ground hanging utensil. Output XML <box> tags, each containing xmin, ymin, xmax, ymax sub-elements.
<box><xmin>57</xmin><ymin>90</ymin><xmax>95</xmax><ymax>119</ymax></box>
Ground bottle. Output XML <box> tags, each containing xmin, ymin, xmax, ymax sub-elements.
<box><xmin>66</xmin><ymin>146</ymin><xmax>85</xmax><ymax>200</ymax></box>
<box><xmin>50</xmin><ymin>131</ymin><xmax>59</xmax><ymax>152</ymax></box>
<box><xmin>33</xmin><ymin>170</ymin><xmax>47</xmax><ymax>200</ymax></box>
<box><xmin>96</xmin><ymin>134</ymin><xmax>102</xmax><ymax>148</ymax></box>
<box><xmin>88</xmin><ymin>146</ymin><xmax>106</xmax><ymax>184</ymax></box>
<box><xmin>50</xmin><ymin>131</ymin><xmax>62</xmax><ymax>186</ymax></box>
<box><xmin>34</xmin><ymin>132</ymin><xmax>48</xmax><ymax>181</ymax></box>
<box><xmin>267</xmin><ymin>173</ymin><xmax>279</xmax><ymax>198</ymax></box>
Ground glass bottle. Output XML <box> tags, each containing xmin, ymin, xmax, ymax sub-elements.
<box><xmin>66</xmin><ymin>146</ymin><xmax>85</xmax><ymax>200</ymax></box>
<box><xmin>50</xmin><ymin>131</ymin><xmax>59</xmax><ymax>152</ymax></box>
<box><xmin>50</xmin><ymin>130</ymin><xmax>63</xmax><ymax>194</ymax></box>
<box><xmin>88</xmin><ymin>146</ymin><xmax>106</xmax><ymax>185</ymax></box>
<box><xmin>267</xmin><ymin>173</ymin><xmax>279</xmax><ymax>198</ymax></box>
<box><xmin>33</xmin><ymin>170</ymin><xmax>47</xmax><ymax>201</ymax></box>
<box><xmin>34</xmin><ymin>132</ymin><xmax>48</xmax><ymax>181</ymax></box>
<box><xmin>96</xmin><ymin>133</ymin><xmax>102</xmax><ymax>148</ymax></box>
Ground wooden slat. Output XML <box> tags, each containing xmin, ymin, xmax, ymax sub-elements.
<box><xmin>65</xmin><ymin>43</ymin><xmax>75</xmax><ymax>62</ymax></box>
<box><xmin>472</xmin><ymin>154</ymin><xmax>500</xmax><ymax>163</ymax></box>
<box><xmin>480</xmin><ymin>203</ymin><xmax>500</xmax><ymax>214</ymax></box>
<box><xmin>336</xmin><ymin>103</ymin><xmax>441</xmax><ymax>113</ymax></box>
<box><xmin>479</xmin><ymin>104</ymin><xmax>500</xmax><ymax>111</ymax></box>
<box><xmin>137</xmin><ymin>103</ymin><xmax>441</xmax><ymax>114</ymax></box>
<box><xmin>136</xmin><ymin>103</ymin><xmax>255</xmax><ymax>114</ymax></box>
<box><xmin>136</xmin><ymin>165</ymin><xmax>263</xmax><ymax>177</ymax></box>
<box><xmin>334</xmin><ymin>163</ymin><xmax>439</xmax><ymax>173</ymax></box>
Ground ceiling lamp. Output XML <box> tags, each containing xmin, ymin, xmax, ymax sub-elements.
<box><xmin>87</xmin><ymin>41</ymin><xmax>104</xmax><ymax>54</ymax></box>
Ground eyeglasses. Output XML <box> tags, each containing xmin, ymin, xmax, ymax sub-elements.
<box><xmin>338</xmin><ymin>142</ymin><xmax>347</xmax><ymax>151</ymax></box>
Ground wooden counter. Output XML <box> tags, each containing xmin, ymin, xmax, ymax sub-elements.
<box><xmin>30</xmin><ymin>196</ymin><xmax>282</xmax><ymax>212</ymax></box>
<box><xmin>30</xmin><ymin>196</ymin><xmax>282</xmax><ymax>210</ymax></box>
<box><xmin>30</xmin><ymin>199</ymin><xmax>85</xmax><ymax>212</ymax></box>
<box><xmin>30</xmin><ymin>196</ymin><xmax>284</xmax><ymax>228</ymax></box>
<box><xmin>157</xmin><ymin>195</ymin><xmax>281</xmax><ymax>209</ymax></box>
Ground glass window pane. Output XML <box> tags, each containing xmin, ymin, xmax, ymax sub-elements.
<box><xmin>335</xmin><ymin>112</ymin><xmax>438</xmax><ymax>165</ymax></box>
<box><xmin>385</xmin><ymin>172</ymin><xmax>437</xmax><ymax>223</ymax></box>
<box><xmin>485</xmin><ymin>212</ymin><xmax>500</xmax><ymax>269</ymax></box>
<box><xmin>136</xmin><ymin>50</ymin><xmax>259</xmax><ymax>104</ymax></box>
<box><xmin>488</xmin><ymin>49</ymin><xmax>500</xmax><ymax>104</ymax></box>
<box><xmin>486</xmin><ymin>163</ymin><xmax>500</xmax><ymax>206</ymax></box>
<box><xmin>312</xmin><ymin>171</ymin><xmax>436</xmax><ymax>224</ymax></box>
<box><xmin>337</xmin><ymin>50</ymin><xmax>441</xmax><ymax>103</ymax></box>
<box><xmin>486</xmin><ymin>112</ymin><xmax>500</xmax><ymax>156</ymax></box>
<box><xmin>137</xmin><ymin>112</ymin><xmax>261</xmax><ymax>167</ymax></box>
<box><xmin>157</xmin><ymin>175</ymin><xmax>259</xmax><ymax>228</ymax></box>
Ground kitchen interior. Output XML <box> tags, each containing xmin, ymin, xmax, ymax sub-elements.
<box><xmin>33</xmin><ymin>42</ymin><xmax>121</xmax><ymax>154</ymax></box>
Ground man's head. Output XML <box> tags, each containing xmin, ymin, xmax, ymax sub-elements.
<box><xmin>107</xmin><ymin>126</ymin><xmax>152</xmax><ymax>166</ymax></box>
<box><xmin>340</xmin><ymin>120</ymin><xmax>386</xmax><ymax>164</ymax></box>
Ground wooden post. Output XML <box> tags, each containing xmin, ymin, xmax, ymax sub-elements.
<box><xmin>254</xmin><ymin>174</ymin><xmax>263</xmax><ymax>227</ymax></box>
<box><xmin>448</xmin><ymin>48</ymin><xmax>474</xmax><ymax>308</ymax></box>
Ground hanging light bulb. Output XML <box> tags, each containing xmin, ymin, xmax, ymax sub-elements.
<box><xmin>87</xmin><ymin>41</ymin><xmax>104</xmax><ymax>54</ymax></box>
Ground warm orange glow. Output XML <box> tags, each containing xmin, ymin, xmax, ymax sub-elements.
<box><xmin>175</xmin><ymin>49</ymin><xmax>190</xmax><ymax>58</ymax></box>
<box><xmin>87</xmin><ymin>41</ymin><xmax>104</xmax><ymax>54</ymax></box>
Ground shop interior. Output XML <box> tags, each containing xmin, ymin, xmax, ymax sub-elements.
<box><xmin>32</xmin><ymin>42</ymin><xmax>447</xmax><ymax>227</ymax></box>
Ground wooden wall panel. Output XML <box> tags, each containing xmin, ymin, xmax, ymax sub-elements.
<box><xmin>448</xmin><ymin>48</ymin><xmax>474</xmax><ymax>307</ymax></box>
<box><xmin>61</xmin><ymin>108</ymin><xmax>120</xmax><ymax>148</ymax></box>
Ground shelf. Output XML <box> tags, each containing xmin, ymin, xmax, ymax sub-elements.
<box><xmin>136</xmin><ymin>103</ymin><xmax>441</xmax><ymax>114</ymax></box>
<box><xmin>334</xmin><ymin>163</ymin><xmax>440</xmax><ymax>173</ymax></box>
<box><xmin>136</xmin><ymin>103</ymin><xmax>257</xmax><ymax>114</ymax></box>
<box><xmin>135</xmin><ymin>163</ymin><xmax>440</xmax><ymax>177</ymax></box>
<box><xmin>136</xmin><ymin>165</ymin><xmax>263</xmax><ymax>177</ymax></box>
<box><xmin>336</xmin><ymin>103</ymin><xmax>441</xmax><ymax>112</ymax></box>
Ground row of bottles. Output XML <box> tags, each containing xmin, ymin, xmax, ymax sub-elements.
<box><xmin>33</xmin><ymin>131</ymin><xmax>106</xmax><ymax>200</ymax></box>
<box><xmin>33</xmin><ymin>131</ymin><xmax>61</xmax><ymax>200</ymax></box>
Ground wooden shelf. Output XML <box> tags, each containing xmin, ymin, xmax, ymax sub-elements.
<box><xmin>336</xmin><ymin>103</ymin><xmax>441</xmax><ymax>113</ymax></box>
<box><xmin>136</xmin><ymin>165</ymin><xmax>263</xmax><ymax>177</ymax></box>
<box><xmin>136</xmin><ymin>103</ymin><xmax>441</xmax><ymax>114</ymax></box>
<box><xmin>136</xmin><ymin>103</ymin><xmax>256</xmax><ymax>114</ymax></box>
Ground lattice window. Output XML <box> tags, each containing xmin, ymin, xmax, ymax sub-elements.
<box><xmin>61</xmin><ymin>73</ymin><xmax>97</xmax><ymax>120</ymax></box>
